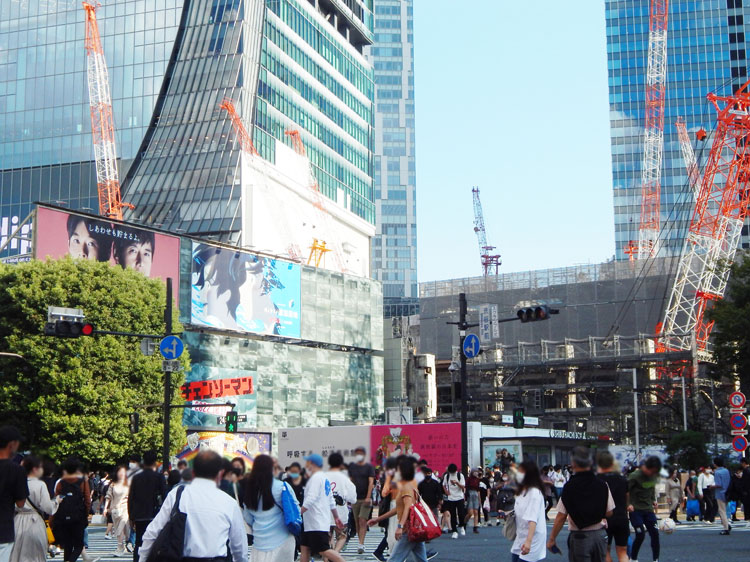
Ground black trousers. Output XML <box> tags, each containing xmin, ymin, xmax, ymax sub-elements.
<box><xmin>443</xmin><ymin>499</ymin><xmax>466</xmax><ymax>533</ymax></box>
<box><xmin>54</xmin><ymin>520</ymin><xmax>86</xmax><ymax>562</ymax></box>
<box><xmin>702</xmin><ymin>489</ymin><xmax>717</xmax><ymax>522</ymax></box>
<box><xmin>133</xmin><ymin>519</ymin><xmax>152</xmax><ymax>562</ymax></box>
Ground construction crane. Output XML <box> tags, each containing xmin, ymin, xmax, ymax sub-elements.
<box><xmin>219</xmin><ymin>98</ymin><xmax>258</xmax><ymax>155</ymax></box>
<box><xmin>660</xmin><ymin>81</ymin><xmax>750</xmax><ymax>363</ymax></box>
<box><xmin>284</xmin><ymin>129</ymin><xmax>345</xmax><ymax>271</ymax></box>
<box><xmin>472</xmin><ymin>187</ymin><xmax>501</xmax><ymax>276</ymax></box>
<box><xmin>82</xmin><ymin>1</ymin><xmax>130</xmax><ymax>220</ymax></box>
<box><xmin>635</xmin><ymin>0</ymin><xmax>669</xmax><ymax>260</ymax></box>
<box><xmin>675</xmin><ymin>117</ymin><xmax>701</xmax><ymax>198</ymax></box>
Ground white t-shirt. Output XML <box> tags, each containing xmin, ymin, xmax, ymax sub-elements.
<box><xmin>511</xmin><ymin>487</ymin><xmax>547</xmax><ymax>562</ymax></box>
<box><xmin>302</xmin><ymin>471</ymin><xmax>336</xmax><ymax>532</ymax></box>
<box><xmin>326</xmin><ymin>470</ymin><xmax>357</xmax><ymax>523</ymax></box>
<box><xmin>553</xmin><ymin>472</ymin><xmax>566</xmax><ymax>488</ymax></box>
<box><xmin>443</xmin><ymin>472</ymin><xmax>465</xmax><ymax>501</ymax></box>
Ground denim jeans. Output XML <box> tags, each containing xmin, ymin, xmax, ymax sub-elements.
<box><xmin>629</xmin><ymin>510</ymin><xmax>659</xmax><ymax>562</ymax></box>
<box><xmin>388</xmin><ymin>535</ymin><xmax>427</xmax><ymax>562</ymax></box>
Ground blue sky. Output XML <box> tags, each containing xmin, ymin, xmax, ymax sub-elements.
<box><xmin>413</xmin><ymin>1</ymin><xmax>615</xmax><ymax>282</ymax></box>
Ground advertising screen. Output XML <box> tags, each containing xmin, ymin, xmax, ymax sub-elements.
<box><xmin>176</xmin><ymin>431</ymin><xmax>271</xmax><ymax>468</ymax></box>
<box><xmin>191</xmin><ymin>242</ymin><xmax>301</xmax><ymax>337</ymax></box>
<box><xmin>181</xmin><ymin>365</ymin><xmax>257</xmax><ymax>429</ymax></box>
<box><xmin>370</xmin><ymin>423</ymin><xmax>461</xmax><ymax>472</ymax></box>
<box><xmin>34</xmin><ymin>206</ymin><xmax>180</xmax><ymax>302</ymax></box>
<box><xmin>277</xmin><ymin>425</ymin><xmax>371</xmax><ymax>466</ymax></box>
<box><xmin>481</xmin><ymin>439</ymin><xmax>523</xmax><ymax>471</ymax></box>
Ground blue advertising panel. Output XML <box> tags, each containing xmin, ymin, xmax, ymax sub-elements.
<box><xmin>190</xmin><ymin>242</ymin><xmax>301</xmax><ymax>338</ymax></box>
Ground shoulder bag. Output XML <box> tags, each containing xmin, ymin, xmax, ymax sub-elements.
<box><xmin>502</xmin><ymin>509</ymin><xmax>517</xmax><ymax>541</ymax></box>
<box><xmin>146</xmin><ymin>486</ymin><xmax>186</xmax><ymax>562</ymax></box>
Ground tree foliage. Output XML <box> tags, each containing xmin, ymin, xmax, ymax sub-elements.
<box><xmin>0</xmin><ymin>258</ymin><xmax>187</xmax><ymax>466</ymax></box>
<box><xmin>665</xmin><ymin>430</ymin><xmax>710</xmax><ymax>470</ymax></box>
<box><xmin>708</xmin><ymin>253</ymin><xmax>750</xmax><ymax>393</ymax></box>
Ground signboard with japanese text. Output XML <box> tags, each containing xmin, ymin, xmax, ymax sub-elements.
<box><xmin>180</xmin><ymin>375</ymin><xmax>254</xmax><ymax>401</ymax></box>
<box><xmin>34</xmin><ymin>206</ymin><xmax>180</xmax><ymax>304</ymax></box>
<box><xmin>182</xmin><ymin>366</ymin><xmax>256</xmax><ymax>428</ymax></box>
<box><xmin>479</xmin><ymin>304</ymin><xmax>491</xmax><ymax>343</ymax></box>
<box><xmin>278</xmin><ymin>425</ymin><xmax>370</xmax><ymax>466</ymax></box>
<box><xmin>370</xmin><ymin>423</ymin><xmax>461</xmax><ymax>472</ymax></box>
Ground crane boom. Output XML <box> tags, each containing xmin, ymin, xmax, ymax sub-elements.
<box><xmin>661</xmin><ymin>81</ymin><xmax>750</xmax><ymax>359</ymax></box>
<box><xmin>219</xmin><ymin>98</ymin><xmax>258</xmax><ymax>155</ymax></box>
<box><xmin>82</xmin><ymin>1</ymin><xmax>129</xmax><ymax>220</ymax></box>
<box><xmin>675</xmin><ymin>117</ymin><xmax>700</xmax><ymax>198</ymax></box>
<box><xmin>472</xmin><ymin>187</ymin><xmax>501</xmax><ymax>276</ymax></box>
<box><xmin>636</xmin><ymin>0</ymin><xmax>669</xmax><ymax>259</ymax></box>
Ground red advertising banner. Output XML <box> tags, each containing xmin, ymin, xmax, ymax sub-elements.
<box><xmin>180</xmin><ymin>375</ymin><xmax>254</xmax><ymax>401</ymax></box>
<box><xmin>34</xmin><ymin>206</ymin><xmax>180</xmax><ymax>303</ymax></box>
<box><xmin>370</xmin><ymin>423</ymin><xmax>461</xmax><ymax>472</ymax></box>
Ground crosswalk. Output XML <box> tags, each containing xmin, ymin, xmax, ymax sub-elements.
<box><xmin>47</xmin><ymin>525</ymin><xmax>391</xmax><ymax>561</ymax></box>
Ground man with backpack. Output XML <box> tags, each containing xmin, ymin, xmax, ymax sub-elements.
<box><xmin>52</xmin><ymin>458</ymin><xmax>92</xmax><ymax>562</ymax></box>
<box><xmin>128</xmin><ymin>451</ymin><xmax>166</xmax><ymax>562</ymax></box>
<box><xmin>138</xmin><ymin>450</ymin><xmax>247</xmax><ymax>562</ymax></box>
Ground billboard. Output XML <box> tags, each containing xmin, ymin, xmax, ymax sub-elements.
<box><xmin>191</xmin><ymin>242</ymin><xmax>301</xmax><ymax>337</ymax></box>
<box><xmin>34</xmin><ymin>206</ymin><xmax>180</xmax><ymax>301</ymax></box>
<box><xmin>176</xmin><ymin>431</ymin><xmax>271</xmax><ymax>468</ymax></box>
<box><xmin>182</xmin><ymin>366</ymin><xmax>257</xmax><ymax>429</ymax></box>
<box><xmin>370</xmin><ymin>423</ymin><xmax>461</xmax><ymax>472</ymax></box>
<box><xmin>481</xmin><ymin>439</ymin><xmax>523</xmax><ymax>471</ymax></box>
<box><xmin>278</xmin><ymin>425</ymin><xmax>370</xmax><ymax>466</ymax></box>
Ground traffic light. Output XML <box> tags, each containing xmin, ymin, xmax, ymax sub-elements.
<box><xmin>225</xmin><ymin>410</ymin><xmax>238</xmax><ymax>433</ymax></box>
<box><xmin>44</xmin><ymin>320</ymin><xmax>95</xmax><ymax>338</ymax></box>
<box><xmin>516</xmin><ymin>305</ymin><xmax>559</xmax><ymax>323</ymax></box>
<box><xmin>129</xmin><ymin>412</ymin><xmax>140</xmax><ymax>434</ymax></box>
<box><xmin>513</xmin><ymin>407</ymin><xmax>525</xmax><ymax>429</ymax></box>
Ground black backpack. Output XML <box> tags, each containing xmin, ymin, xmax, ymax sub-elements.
<box><xmin>55</xmin><ymin>478</ymin><xmax>87</xmax><ymax>525</ymax></box>
<box><xmin>146</xmin><ymin>486</ymin><xmax>187</xmax><ymax>562</ymax></box>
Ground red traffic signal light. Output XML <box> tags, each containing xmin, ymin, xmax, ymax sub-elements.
<box><xmin>44</xmin><ymin>320</ymin><xmax>96</xmax><ymax>338</ymax></box>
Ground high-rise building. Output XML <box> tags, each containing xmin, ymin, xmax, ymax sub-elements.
<box><xmin>606</xmin><ymin>0</ymin><xmax>750</xmax><ymax>260</ymax></box>
<box><xmin>1</xmin><ymin>0</ymin><xmax>377</xmax><ymax>270</ymax></box>
<box><xmin>365</xmin><ymin>0</ymin><xmax>418</xmax><ymax>317</ymax></box>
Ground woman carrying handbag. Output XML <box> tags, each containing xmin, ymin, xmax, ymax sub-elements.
<box><xmin>367</xmin><ymin>456</ymin><xmax>429</xmax><ymax>562</ymax></box>
<box><xmin>10</xmin><ymin>456</ymin><xmax>58</xmax><ymax>562</ymax></box>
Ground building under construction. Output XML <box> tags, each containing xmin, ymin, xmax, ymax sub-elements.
<box><xmin>411</xmin><ymin>258</ymin><xmax>735</xmax><ymax>447</ymax></box>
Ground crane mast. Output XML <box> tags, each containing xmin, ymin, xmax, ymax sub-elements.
<box><xmin>675</xmin><ymin>117</ymin><xmax>700</xmax><ymax>198</ymax></box>
<box><xmin>661</xmin><ymin>81</ymin><xmax>750</xmax><ymax>360</ymax></box>
<box><xmin>472</xmin><ymin>187</ymin><xmax>501</xmax><ymax>276</ymax></box>
<box><xmin>82</xmin><ymin>1</ymin><xmax>129</xmax><ymax>220</ymax></box>
<box><xmin>636</xmin><ymin>0</ymin><xmax>669</xmax><ymax>259</ymax></box>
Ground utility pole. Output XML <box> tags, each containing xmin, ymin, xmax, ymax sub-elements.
<box><xmin>447</xmin><ymin>293</ymin><xmax>478</xmax><ymax>475</ymax></box>
<box><xmin>632</xmin><ymin>368</ymin><xmax>641</xmax><ymax>463</ymax></box>
<box><xmin>162</xmin><ymin>278</ymin><xmax>173</xmax><ymax>471</ymax></box>
<box><xmin>679</xmin><ymin>375</ymin><xmax>688</xmax><ymax>431</ymax></box>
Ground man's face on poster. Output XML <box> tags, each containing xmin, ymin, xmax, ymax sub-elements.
<box><xmin>68</xmin><ymin>220</ymin><xmax>101</xmax><ymax>260</ymax></box>
<box><xmin>118</xmin><ymin>240</ymin><xmax>153</xmax><ymax>275</ymax></box>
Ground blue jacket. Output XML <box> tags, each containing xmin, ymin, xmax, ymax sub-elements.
<box><xmin>714</xmin><ymin>467</ymin><xmax>731</xmax><ymax>502</ymax></box>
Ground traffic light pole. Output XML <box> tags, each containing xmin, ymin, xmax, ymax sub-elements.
<box><xmin>162</xmin><ymin>278</ymin><xmax>173</xmax><ymax>472</ymax></box>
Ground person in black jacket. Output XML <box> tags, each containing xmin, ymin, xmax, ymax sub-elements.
<box><xmin>127</xmin><ymin>451</ymin><xmax>166</xmax><ymax>562</ymax></box>
<box><xmin>417</xmin><ymin>467</ymin><xmax>443</xmax><ymax>521</ymax></box>
<box><xmin>740</xmin><ymin>459</ymin><xmax>750</xmax><ymax>520</ymax></box>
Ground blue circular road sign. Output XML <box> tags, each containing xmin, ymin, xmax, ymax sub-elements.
<box><xmin>731</xmin><ymin>414</ymin><xmax>748</xmax><ymax>430</ymax></box>
<box><xmin>463</xmin><ymin>334</ymin><xmax>480</xmax><ymax>358</ymax></box>
<box><xmin>733</xmin><ymin>435</ymin><xmax>748</xmax><ymax>453</ymax></box>
<box><xmin>160</xmin><ymin>335</ymin><xmax>184</xmax><ymax>360</ymax></box>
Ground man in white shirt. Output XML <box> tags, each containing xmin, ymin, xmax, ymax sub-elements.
<box><xmin>138</xmin><ymin>451</ymin><xmax>247</xmax><ymax>562</ymax></box>
<box><xmin>442</xmin><ymin>463</ymin><xmax>466</xmax><ymax>539</ymax></box>
<box><xmin>301</xmin><ymin>454</ymin><xmax>346</xmax><ymax>562</ymax></box>
<box><xmin>326</xmin><ymin>452</ymin><xmax>357</xmax><ymax>554</ymax></box>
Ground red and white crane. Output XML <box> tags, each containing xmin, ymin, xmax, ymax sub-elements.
<box><xmin>472</xmin><ymin>187</ymin><xmax>501</xmax><ymax>276</ymax></box>
<box><xmin>675</xmin><ymin>117</ymin><xmax>701</xmax><ymax>198</ymax></box>
<box><xmin>636</xmin><ymin>0</ymin><xmax>669</xmax><ymax>259</ymax></box>
<box><xmin>660</xmin><ymin>82</ymin><xmax>750</xmax><ymax>361</ymax></box>
<box><xmin>82</xmin><ymin>1</ymin><xmax>130</xmax><ymax>220</ymax></box>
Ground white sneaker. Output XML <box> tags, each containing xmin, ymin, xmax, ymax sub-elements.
<box><xmin>104</xmin><ymin>533</ymin><xmax>112</xmax><ymax>540</ymax></box>
<box><xmin>451</xmin><ymin>532</ymin><xmax>458</xmax><ymax>539</ymax></box>
<box><xmin>459</xmin><ymin>526</ymin><xmax>466</xmax><ymax>536</ymax></box>
<box><xmin>358</xmin><ymin>545</ymin><xmax>365</xmax><ymax>554</ymax></box>
<box><xmin>442</xmin><ymin>527</ymin><xmax>449</xmax><ymax>533</ymax></box>
<box><xmin>113</xmin><ymin>549</ymin><xmax>125</xmax><ymax>557</ymax></box>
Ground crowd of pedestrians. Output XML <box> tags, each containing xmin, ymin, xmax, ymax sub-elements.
<box><xmin>5</xmin><ymin>422</ymin><xmax>750</xmax><ymax>562</ymax></box>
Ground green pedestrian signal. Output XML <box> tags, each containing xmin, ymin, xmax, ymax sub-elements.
<box><xmin>225</xmin><ymin>410</ymin><xmax>238</xmax><ymax>433</ymax></box>
<box><xmin>513</xmin><ymin>407</ymin><xmax>525</xmax><ymax>429</ymax></box>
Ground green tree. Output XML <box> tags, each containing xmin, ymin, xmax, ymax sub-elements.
<box><xmin>0</xmin><ymin>257</ymin><xmax>187</xmax><ymax>466</ymax></box>
<box><xmin>707</xmin><ymin>253</ymin><xmax>750</xmax><ymax>393</ymax></box>
<box><xmin>666</xmin><ymin>430</ymin><xmax>710</xmax><ymax>470</ymax></box>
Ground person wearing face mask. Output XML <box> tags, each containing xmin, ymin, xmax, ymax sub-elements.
<box><xmin>626</xmin><ymin>456</ymin><xmax>662</xmax><ymax>562</ymax></box>
<box><xmin>441</xmin><ymin>463</ymin><xmax>466</xmax><ymax>539</ymax></box>
<box><xmin>299</xmin><ymin>454</ymin><xmax>346</xmax><ymax>562</ymax></box>
<box><xmin>503</xmin><ymin>461</ymin><xmax>547</xmax><ymax>562</ymax></box>
<box><xmin>326</xmin><ymin>453</ymin><xmax>357</xmax><ymax>554</ymax></box>
<box><xmin>285</xmin><ymin>462</ymin><xmax>306</xmax><ymax>505</ymax></box>
<box><xmin>367</xmin><ymin>456</ymin><xmax>428</xmax><ymax>562</ymax></box>
<box><xmin>10</xmin><ymin>456</ymin><xmax>58</xmax><ymax>562</ymax></box>
<box><xmin>347</xmin><ymin>446</ymin><xmax>375</xmax><ymax>555</ymax></box>
<box><xmin>371</xmin><ymin>457</ymin><xmax>398</xmax><ymax>562</ymax></box>
<box><xmin>465</xmin><ymin>469</ymin><xmax>482</xmax><ymax>533</ymax></box>
<box><xmin>698</xmin><ymin>465</ymin><xmax>716</xmax><ymax>524</ymax></box>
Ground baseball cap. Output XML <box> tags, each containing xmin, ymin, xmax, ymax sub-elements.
<box><xmin>304</xmin><ymin>454</ymin><xmax>324</xmax><ymax>468</ymax></box>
